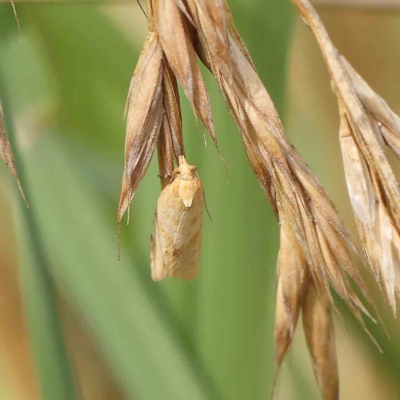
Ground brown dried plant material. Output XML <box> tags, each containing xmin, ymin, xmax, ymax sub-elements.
<box><xmin>157</xmin><ymin>115</ymin><xmax>175</xmax><ymax>190</ymax></box>
<box><xmin>291</xmin><ymin>0</ymin><xmax>400</xmax><ymax>313</ymax></box>
<box><xmin>157</xmin><ymin>60</ymin><xmax>183</xmax><ymax>190</ymax></box>
<box><xmin>0</xmin><ymin>102</ymin><xmax>27</xmax><ymax>204</ymax></box>
<box><xmin>116</xmin><ymin>1</ymin><xmax>389</xmax><ymax>398</ymax></box>
<box><xmin>153</xmin><ymin>0</ymin><xmax>221</xmax><ymax>153</ymax></box>
<box><xmin>118</xmin><ymin>32</ymin><xmax>164</xmax><ymax>223</ymax></box>
<box><xmin>170</xmin><ymin>4</ymin><xmax>377</xmax><ymax>398</ymax></box>
<box><xmin>162</xmin><ymin>59</ymin><xmax>184</xmax><ymax>158</ymax></box>
<box><xmin>150</xmin><ymin>156</ymin><xmax>204</xmax><ymax>281</ymax></box>
<box><xmin>181</xmin><ymin>0</ymin><xmax>370</xmax><ymax>317</ymax></box>
<box><xmin>303</xmin><ymin>279</ymin><xmax>339</xmax><ymax>400</ymax></box>
<box><xmin>274</xmin><ymin>219</ymin><xmax>308</xmax><ymax>366</ymax></box>
<box><xmin>341</xmin><ymin>56</ymin><xmax>400</xmax><ymax>160</ymax></box>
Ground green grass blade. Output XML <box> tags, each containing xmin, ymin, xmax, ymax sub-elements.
<box><xmin>0</xmin><ymin>78</ymin><xmax>79</xmax><ymax>400</ymax></box>
<box><xmin>22</xmin><ymin>133</ymin><xmax>214</xmax><ymax>400</ymax></box>
<box><xmin>16</xmin><ymin>206</ymin><xmax>81</xmax><ymax>400</ymax></box>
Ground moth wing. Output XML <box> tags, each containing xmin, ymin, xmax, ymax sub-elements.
<box><xmin>169</xmin><ymin>181</ymin><xmax>204</xmax><ymax>280</ymax></box>
<box><xmin>150</xmin><ymin>178</ymin><xmax>204</xmax><ymax>281</ymax></box>
<box><xmin>150</xmin><ymin>209</ymin><xmax>168</xmax><ymax>281</ymax></box>
<box><xmin>150</xmin><ymin>183</ymin><xmax>180</xmax><ymax>281</ymax></box>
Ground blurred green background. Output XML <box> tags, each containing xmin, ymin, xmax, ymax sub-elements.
<box><xmin>0</xmin><ymin>2</ymin><xmax>400</xmax><ymax>399</ymax></box>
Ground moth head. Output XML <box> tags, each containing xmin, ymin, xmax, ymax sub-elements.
<box><xmin>177</xmin><ymin>155</ymin><xmax>197</xmax><ymax>180</ymax></box>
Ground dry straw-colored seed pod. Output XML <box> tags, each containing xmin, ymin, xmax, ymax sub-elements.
<box><xmin>117</xmin><ymin>1</ymin><xmax>396</xmax><ymax>398</ymax></box>
<box><xmin>167</xmin><ymin>0</ymin><xmax>376</xmax><ymax>393</ymax></box>
<box><xmin>274</xmin><ymin>217</ymin><xmax>308</xmax><ymax>366</ymax></box>
<box><xmin>153</xmin><ymin>0</ymin><xmax>220</xmax><ymax>152</ymax></box>
<box><xmin>151</xmin><ymin>155</ymin><xmax>204</xmax><ymax>281</ymax></box>
<box><xmin>303</xmin><ymin>278</ymin><xmax>339</xmax><ymax>400</ymax></box>
<box><xmin>118</xmin><ymin>31</ymin><xmax>164</xmax><ymax>223</ymax></box>
<box><xmin>157</xmin><ymin>59</ymin><xmax>184</xmax><ymax>190</ymax></box>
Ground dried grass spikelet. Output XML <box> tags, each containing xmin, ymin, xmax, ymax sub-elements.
<box><xmin>274</xmin><ymin>214</ymin><xmax>308</xmax><ymax>367</ymax></box>
<box><xmin>303</xmin><ymin>278</ymin><xmax>339</xmax><ymax>400</ymax></box>
<box><xmin>0</xmin><ymin>102</ymin><xmax>27</xmax><ymax>204</ymax></box>
<box><xmin>151</xmin><ymin>155</ymin><xmax>204</xmax><ymax>281</ymax></box>
<box><xmin>118</xmin><ymin>2</ymin><xmax>209</xmax><ymax>277</ymax></box>
<box><xmin>157</xmin><ymin>59</ymin><xmax>184</xmax><ymax>190</ymax></box>
<box><xmin>118</xmin><ymin>31</ymin><xmax>164</xmax><ymax>223</ymax></box>
<box><xmin>119</xmin><ymin>2</ymin><xmax>381</xmax><ymax>397</ymax></box>
<box><xmin>118</xmin><ymin>0</ymin><xmax>221</xmax><ymax>228</ymax></box>
<box><xmin>292</xmin><ymin>0</ymin><xmax>400</xmax><ymax>314</ymax></box>
<box><xmin>171</xmin><ymin>2</ymin><xmax>377</xmax><ymax>399</ymax></box>
<box><xmin>153</xmin><ymin>0</ymin><xmax>221</xmax><ymax>153</ymax></box>
<box><xmin>179</xmin><ymin>0</ymin><xmax>371</xmax><ymax>310</ymax></box>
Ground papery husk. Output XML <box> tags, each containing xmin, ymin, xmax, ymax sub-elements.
<box><xmin>274</xmin><ymin>218</ymin><xmax>308</xmax><ymax>366</ymax></box>
<box><xmin>153</xmin><ymin>0</ymin><xmax>220</xmax><ymax>153</ymax></box>
<box><xmin>198</xmin><ymin>13</ymin><xmax>371</xmax><ymax>322</ymax></box>
<box><xmin>157</xmin><ymin>115</ymin><xmax>175</xmax><ymax>190</ymax></box>
<box><xmin>303</xmin><ymin>279</ymin><xmax>339</xmax><ymax>400</ymax></box>
<box><xmin>292</xmin><ymin>0</ymin><xmax>400</xmax><ymax>313</ymax></box>
<box><xmin>118</xmin><ymin>32</ymin><xmax>164</xmax><ymax>222</ymax></box>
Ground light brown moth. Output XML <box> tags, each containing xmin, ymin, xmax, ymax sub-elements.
<box><xmin>150</xmin><ymin>155</ymin><xmax>204</xmax><ymax>281</ymax></box>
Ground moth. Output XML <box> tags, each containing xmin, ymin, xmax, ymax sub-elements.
<box><xmin>150</xmin><ymin>156</ymin><xmax>204</xmax><ymax>281</ymax></box>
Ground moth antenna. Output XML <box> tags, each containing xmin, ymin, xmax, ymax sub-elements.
<box><xmin>202</xmin><ymin>188</ymin><xmax>212</xmax><ymax>222</ymax></box>
<box><xmin>11</xmin><ymin>1</ymin><xmax>22</xmax><ymax>41</ymax></box>
<box><xmin>136</xmin><ymin>0</ymin><xmax>148</xmax><ymax>19</ymax></box>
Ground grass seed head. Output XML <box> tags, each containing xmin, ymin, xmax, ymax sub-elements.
<box><xmin>303</xmin><ymin>278</ymin><xmax>339</xmax><ymax>400</ymax></box>
<box><xmin>118</xmin><ymin>32</ymin><xmax>164</xmax><ymax>223</ymax></box>
<box><xmin>118</xmin><ymin>1</ymin><xmax>397</xmax><ymax>397</ymax></box>
<box><xmin>153</xmin><ymin>0</ymin><xmax>221</xmax><ymax>154</ymax></box>
<box><xmin>291</xmin><ymin>0</ymin><xmax>400</xmax><ymax>314</ymax></box>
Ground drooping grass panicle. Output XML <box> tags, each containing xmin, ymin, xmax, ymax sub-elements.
<box><xmin>157</xmin><ymin>58</ymin><xmax>184</xmax><ymax>189</ymax></box>
<box><xmin>292</xmin><ymin>0</ymin><xmax>400</xmax><ymax>315</ymax></box>
<box><xmin>180</xmin><ymin>0</ymin><xmax>371</xmax><ymax>311</ymax></box>
<box><xmin>118</xmin><ymin>32</ymin><xmax>164</xmax><ymax>223</ymax></box>
<box><xmin>118</xmin><ymin>1</ymin><xmax>389</xmax><ymax>398</ymax></box>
